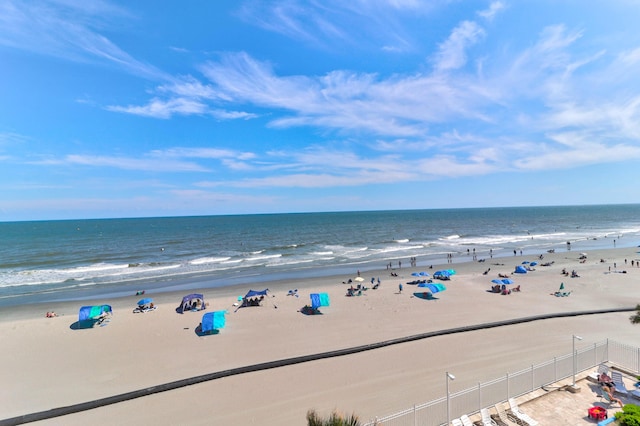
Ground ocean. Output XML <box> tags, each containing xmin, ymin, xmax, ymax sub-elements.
<box><xmin>1</xmin><ymin>204</ymin><xmax>640</xmax><ymax>306</ymax></box>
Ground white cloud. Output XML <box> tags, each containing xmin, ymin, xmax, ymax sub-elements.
<box><xmin>0</xmin><ymin>0</ymin><xmax>168</xmax><ymax>80</ymax></box>
<box><xmin>63</xmin><ymin>154</ymin><xmax>210</xmax><ymax>172</ymax></box>
<box><xmin>106</xmin><ymin>98</ymin><xmax>207</xmax><ymax>119</ymax></box>
<box><xmin>477</xmin><ymin>1</ymin><xmax>505</xmax><ymax>21</ymax></box>
<box><xmin>433</xmin><ymin>20</ymin><xmax>485</xmax><ymax>72</ymax></box>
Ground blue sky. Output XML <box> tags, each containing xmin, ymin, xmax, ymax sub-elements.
<box><xmin>1</xmin><ymin>0</ymin><xmax>639</xmax><ymax>221</ymax></box>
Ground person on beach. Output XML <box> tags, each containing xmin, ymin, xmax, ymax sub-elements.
<box><xmin>398</xmin><ymin>283</ymin><xmax>403</xmax><ymax>293</ymax></box>
<box><xmin>602</xmin><ymin>383</ymin><xmax>624</xmax><ymax>407</ymax></box>
<box><xmin>45</xmin><ymin>311</ymin><xmax>57</xmax><ymax>318</ymax></box>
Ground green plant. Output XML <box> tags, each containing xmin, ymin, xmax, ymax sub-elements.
<box><xmin>306</xmin><ymin>409</ymin><xmax>361</xmax><ymax>426</ymax></box>
<box><xmin>615</xmin><ymin>404</ymin><xmax>640</xmax><ymax>426</ymax></box>
<box><xmin>629</xmin><ymin>305</ymin><xmax>640</xmax><ymax>324</ymax></box>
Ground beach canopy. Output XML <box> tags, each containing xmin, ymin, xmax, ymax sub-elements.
<box><xmin>310</xmin><ymin>293</ymin><xmax>330</xmax><ymax>309</ymax></box>
<box><xmin>137</xmin><ymin>298</ymin><xmax>153</xmax><ymax>306</ymax></box>
<box><xmin>201</xmin><ymin>311</ymin><xmax>226</xmax><ymax>334</ymax></box>
<box><xmin>417</xmin><ymin>283</ymin><xmax>446</xmax><ymax>293</ymax></box>
<box><xmin>78</xmin><ymin>305</ymin><xmax>112</xmax><ymax>321</ymax></box>
<box><xmin>244</xmin><ymin>289</ymin><xmax>268</xmax><ymax>298</ymax></box>
<box><xmin>177</xmin><ymin>293</ymin><xmax>206</xmax><ymax>314</ymax></box>
<box><xmin>433</xmin><ymin>270</ymin><xmax>451</xmax><ymax>280</ymax></box>
<box><xmin>514</xmin><ymin>265</ymin><xmax>528</xmax><ymax>274</ymax></box>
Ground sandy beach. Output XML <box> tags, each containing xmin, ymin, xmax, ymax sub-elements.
<box><xmin>2</xmin><ymin>246</ymin><xmax>640</xmax><ymax>425</ymax></box>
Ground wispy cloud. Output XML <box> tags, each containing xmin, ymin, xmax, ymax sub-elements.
<box><xmin>0</xmin><ymin>0</ymin><xmax>168</xmax><ymax>80</ymax></box>
<box><xmin>478</xmin><ymin>1</ymin><xmax>506</xmax><ymax>21</ymax></box>
<box><xmin>432</xmin><ymin>20</ymin><xmax>485</xmax><ymax>72</ymax></box>
<box><xmin>106</xmin><ymin>98</ymin><xmax>208</xmax><ymax>119</ymax></box>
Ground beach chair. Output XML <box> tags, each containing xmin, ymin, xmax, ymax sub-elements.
<box><xmin>451</xmin><ymin>419</ymin><xmax>464</xmax><ymax>426</ymax></box>
<box><xmin>480</xmin><ymin>408</ymin><xmax>498</xmax><ymax>426</ymax></box>
<box><xmin>508</xmin><ymin>398</ymin><xmax>538</xmax><ymax>426</ymax></box>
<box><xmin>611</xmin><ymin>371</ymin><xmax>630</xmax><ymax>396</ymax></box>
<box><xmin>599</xmin><ymin>388</ymin><xmax>619</xmax><ymax>407</ymax></box>
<box><xmin>460</xmin><ymin>414</ymin><xmax>474</xmax><ymax>426</ymax></box>
<box><xmin>494</xmin><ymin>403</ymin><xmax>522</xmax><ymax>426</ymax></box>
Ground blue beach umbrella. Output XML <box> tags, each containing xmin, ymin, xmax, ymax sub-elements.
<box><xmin>491</xmin><ymin>279</ymin><xmax>503</xmax><ymax>284</ymax></box>
<box><xmin>501</xmin><ymin>279</ymin><xmax>514</xmax><ymax>285</ymax></box>
<box><xmin>137</xmin><ymin>298</ymin><xmax>153</xmax><ymax>306</ymax></box>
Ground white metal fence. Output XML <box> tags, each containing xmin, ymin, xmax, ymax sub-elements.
<box><xmin>363</xmin><ymin>339</ymin><xmax>637</xmax><ymax>426</ymax></box>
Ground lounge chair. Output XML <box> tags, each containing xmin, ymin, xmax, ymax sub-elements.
<box><xmin>508</xmin><ymin>398</ymin><xmax>539</xmax><ymax>426</ymax></box>
<box><xmin>460</xmin><ymin>415</ymin><xmax>474</xmax><ymax>426</ymax></box>
<box><xmin>611</xmin><ymin>371</ymin><xmax>630</xmax><ymax>396</ymax></box>
<box><xmin>480</xmin><ymin>408</ymin><xmax>498</xmax><ymax>426</ymax></box>
<box><xmin>599</xmin><ymin>387</ymin><xmax>623</xmax><ymax>407</ymax></box>
<box><xmin>452</xmin><ymin>419</ymin><xmax>464</xmax><ymax>426</ymax></box>
<box><xmin>494</xmin><ymin>403</ymin><xmax>521</xmax><ymax>426</ymax></box>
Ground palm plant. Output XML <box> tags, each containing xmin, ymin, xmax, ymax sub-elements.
<box><xmin>306</xmin><ymin>409</ymin><xmax>361</xmax><ymax>426</ymax></box>
<box><xmin>630</xmin><ymin>304</ymin><xmax>640</xmax><ymax>324</ymax></box>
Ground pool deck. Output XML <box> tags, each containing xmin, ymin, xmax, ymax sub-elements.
<box><xmin>465</xmin><ymin>368</ymin><xmax>637</xmax><ymax>425</ymax></box>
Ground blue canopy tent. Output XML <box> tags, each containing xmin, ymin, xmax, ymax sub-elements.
<box><xmin>302</xmin><ymin>292</ymin><xmax>330</xmax><ymax>315</ymax></box>
<box><xmin>79</xmin><ymin>305</ymin><xmax>112</xmax><ymax>321</ymax></box>
<box><xmin>310</xmin><ymin>293</ymin><xmax>330</xmax><ymax>309</ymax></box>
<box><xmin>433</xmin><ymin>270</ymin><xmax>451</xmax><ymax>280</ymax></box>
<box><xmin>241</xmin><ymin>289</ymin><xmax>269</xmax><ymax>307</ymax></box>
<box><xmin>177</xmin><ymin>293</ymin><xmax>206</xmax><ymax>313</ymax></box>
<box><xmin>514</xmin><ymin>265</ymin><xmax>528</xmax><ymax>274</ymax></box>
<box><xmin>78</xmin><ymin>305</ymin><xmax>112</xmax><ymax>326</ymax></box>
<box><xmin>414</xmin><ymin>283</ymin><xmax>446</xmax><ymax>300</ymax></box>
<box><xmin>200</xmin><ymin>311</ymin><xmax>226</xmax><ymax>334</ymax></box>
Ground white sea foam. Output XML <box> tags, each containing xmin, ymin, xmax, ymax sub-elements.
<box><xmin>189</xmin><ymin>256</ymin><xmax>231</xmax><ymax>265</ymax></box>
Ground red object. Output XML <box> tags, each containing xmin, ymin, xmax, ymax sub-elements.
<box><xmin>588</xmin><ymin>406</ymin><xmax>607</xmax><ymax>420</ymax></box>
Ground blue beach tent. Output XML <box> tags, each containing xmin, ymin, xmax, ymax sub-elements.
<box><xmin>514</xmin><ymin>265</ymin><xmax>527</xmax><ymax>274</ymax></box>
<box><xmin>433</xmin><ymin>270</ymin><xmax>451</xmax><ymax>280</ymax></box>
<box><xmin>200</xmin><ymin>311</ymin><xmax>226</xmax><ymax>334</ymax></box>
<box><xmin>177</xmin><ymin>293</ymin><xmax>206</xmax><ymax>313</ymax></box>
<box><xmin>310</xmin><ymin>293</ymin><xmax>330</xmax><ymax>309</ymax></box>
<box><xmin>78</xmin><ymin>305</ymin><xmax>112</xmax><ymax>321</ymax></box>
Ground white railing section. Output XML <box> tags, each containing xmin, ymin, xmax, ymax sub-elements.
<box><xmin>363</xmin><ymin>340</ymin><xmax>635</xmax><ymax>426</ymax></box>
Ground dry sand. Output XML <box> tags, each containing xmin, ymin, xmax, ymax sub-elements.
<box><xmin>2</xmin><ymin>246</ymin><xmax>640</xmax><ymax>425</ymax></box>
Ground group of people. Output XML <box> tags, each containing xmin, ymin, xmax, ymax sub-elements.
<box><xmin>241</xmin><ymin>296</ymin><xmax>264</xmax><ymax>307</ymax></box>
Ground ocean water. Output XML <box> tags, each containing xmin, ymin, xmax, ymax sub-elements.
<box><xmin>1</xmin><ymin>204</ymin><xmax>640</xmax><ymax>306</ymax></box>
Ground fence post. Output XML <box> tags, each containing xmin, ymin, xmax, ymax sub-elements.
<box><xmin>413</xmin><ymin>404</ymin><xmax>416</xmax><ymax>426</ymax></box>
<box><xmin>531</xmin><ymin>365</ymin><xmax>534</xmax><ymax>392</ymax></box>
<box><xmin>506</xmin><ymin>372</ymin><xmax>510</xmax><ymax>400</ymax></box>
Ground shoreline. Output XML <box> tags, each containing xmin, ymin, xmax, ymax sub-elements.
<box><xmin>6</xmin><ymin>235</ymin><xmax>638</xmax><ymax>310</ymax></box>
<box><xmin>3</xmin><ymin>244</ymin><xmax>640</xmax><ymax>424</ymax></box>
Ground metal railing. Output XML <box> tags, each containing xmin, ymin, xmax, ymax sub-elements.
<box><xmin>364</xmin><ymin>339</ymin><xmax>635</xmax><ymax>426</ymax></box>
